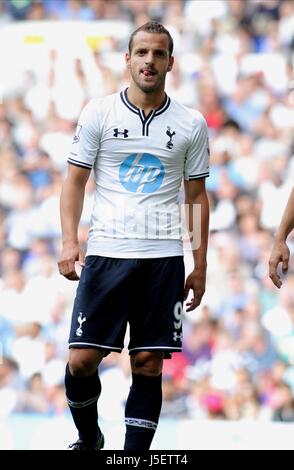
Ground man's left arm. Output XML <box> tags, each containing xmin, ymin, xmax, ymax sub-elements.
<box><xmin>184</xmin><ymin>178</ymin><xmax>209</xmax><ymax>311</ymax></box>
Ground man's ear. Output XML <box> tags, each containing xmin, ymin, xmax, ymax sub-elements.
<box><xmin>125</xmin><ymin>52</ymin><xmax>131</xmax><ymax>69</ymax></box>
<box><xmin>167</xmin><ymin>56</ymin><xmax>174</xmax><ymax>72</ymax></box>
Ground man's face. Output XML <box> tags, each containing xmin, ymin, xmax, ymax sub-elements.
<box><xmin>126</xmin><ymin>31</ymin><xmax>174</xmax><ymax>94</ymax></box>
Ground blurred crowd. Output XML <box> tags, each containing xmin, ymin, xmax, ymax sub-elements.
<box><xmin>1</xmin><ymin>0</ymin><xmax>294</xmax><ymax>426</ymax></box>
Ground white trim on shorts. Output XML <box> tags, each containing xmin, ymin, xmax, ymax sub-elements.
<box><xmin>129</xmin><ymin>346</ymin><xmax>182</xmax><ymax>353</ymax></box>
<box><xmin>68</xmin><ymin>342</ymin><xmax>123</xmax><ymax>351</ymax></box>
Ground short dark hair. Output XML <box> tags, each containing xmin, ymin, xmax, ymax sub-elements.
<box><xmin>128</xmin><ymin>21</ymin><xmax>174</xmax><ymax>57</ymax></box>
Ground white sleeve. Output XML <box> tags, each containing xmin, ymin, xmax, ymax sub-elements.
<box><xmin>184</xmin><ymin>114</ymin><xmax>210</xmax><ymax>180</ymax></box>
<box><xmin>67</xmin><ymin>99</ymin><xmax>101</xmax><ymax>170</ymax></box>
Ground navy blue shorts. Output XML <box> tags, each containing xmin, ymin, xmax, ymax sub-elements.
<box><xmin>68</xmin><ymin>255</ymin><xmax>185</xmax><ymax>357</ymax></box>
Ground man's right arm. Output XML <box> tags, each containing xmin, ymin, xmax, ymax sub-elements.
<box><xmin>58</xmin><ymin>164</ymin><xmax>91</xmax><ymax>281</ymax></box>
<box><xmin>269</xmin><ymin>187</ymin><xmax>294</xmax><ymax>288</ymax></box>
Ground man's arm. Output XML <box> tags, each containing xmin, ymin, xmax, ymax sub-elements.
<box><xmin>58</xmin><ymin>164</ymin><xmax>91</xmax><ymax>281</ymax></box>
<box><xmin>184</xmin><ymin>178</ymin><xmax>209</xmax><ymax>311</ymax></box>
<box><xmin>269</xmin><ymin>187</ymin><xmax>294</xmax><ymax>288</ymax></box>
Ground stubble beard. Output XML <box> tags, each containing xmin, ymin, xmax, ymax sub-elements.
<box><xmin>131</xmin><ymin>67</ymin><xmax>166</xmax><ymax>94</ymax></box>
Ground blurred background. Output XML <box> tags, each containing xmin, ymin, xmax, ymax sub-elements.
<box><xmin>1</xmin><ymin>0</ymin><xmax>294</xmax><ymax>450</ymax></box>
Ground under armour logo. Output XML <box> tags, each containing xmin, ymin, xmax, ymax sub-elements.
<box><xmin>166</xmin><ymin>126</ymin><xmax>176</xmax><ymax>149</ymax></box>
<box><xmin>114</xmin><ymin>128</ymin><xmax>128</xmax><ymax>138</ymax></box>
<box><xmin>76</xmin><ymin>312</ymin><xmax>86</xmax><ymax>337</ymax></box>
<box><xmin>173</xmin><ymin>332</ymin><xmax>183</xmax><ymax>342</ymax></box>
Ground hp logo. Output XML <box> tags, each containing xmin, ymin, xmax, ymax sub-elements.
<box><xmin>119</xmin><ymin>153</ymin><xmax>164</xmax><ymax>193</ymax></box>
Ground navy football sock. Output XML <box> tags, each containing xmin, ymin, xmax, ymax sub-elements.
<box><xmin>124</xmin><ymin>373</ymin><xmax>162</xmax><ymax>450</ymax></box>
<box><xmin>65</xmin><ymin>363</ymin><xmax>101</xmax><ymax>445</ymax></box>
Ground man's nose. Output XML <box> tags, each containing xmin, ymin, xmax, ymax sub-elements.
<box><xmin>145</xmin><ymin>52</ymin><xmax>154</xmax><ymax>64</ymax></box>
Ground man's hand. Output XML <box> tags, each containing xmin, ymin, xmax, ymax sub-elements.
<box><xmin>58</xmin><ymin>242</ymin><xmax>85</xmax><ymax>281</ymax></box>
<box><xmin>269</xmin><ymin>241</ymin><xmax>290</xmax><ymax>288</ymax></box>
<box><xmin>184</xmin><ymin>266</ymin><xmax>206</xmax><ymax>312</ymax></box>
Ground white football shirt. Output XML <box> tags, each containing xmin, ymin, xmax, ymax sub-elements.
<box><xmin>67</xmin><ymin>88</ymin><xmax>209</xmax><ymax>258</ymax></box>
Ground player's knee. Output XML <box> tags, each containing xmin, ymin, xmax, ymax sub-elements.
<box><xmin>68</xmin><ymin>349</ymin><xmax>103</xmax><ymax>377</ymax></box>
<box><xmin>69</xmin><ymin>358</ymin><xmax>96</xmax><ymax>377</ymax></box>
<box><xmin>131</xmin><ymin>351</ymin><xmax>164</xmax><ymax>376</ymax></box>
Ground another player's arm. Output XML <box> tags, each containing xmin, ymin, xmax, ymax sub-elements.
<box><xmin>269</xmin><ymin>187</ymin><xmax>294</xmax><ymax>288</ymax></box>
<box><xmin>184</xmin><ymin>178</ymin><xmax>209</xmax><ymax>311</ymax></box>
<box><xmin>58</xmin><ymin>164</ymin><xmax>91</xmax><ymax>281</ymax></box>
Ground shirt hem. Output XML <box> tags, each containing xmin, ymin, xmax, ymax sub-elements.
<box><xmin>85</xmin><ymin>250</ymin><xmax>184</xmax><ymax>259</ymax></box>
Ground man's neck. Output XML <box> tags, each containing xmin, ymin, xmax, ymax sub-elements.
<box><xmin>127</xmin><ymin>84</ymin><xmax>166</xmax><ymax>115</ymax></box>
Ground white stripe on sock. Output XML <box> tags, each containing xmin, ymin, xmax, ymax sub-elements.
<box><xmin>66</xmin><ymin>394</ymin><xmax>99</xmax><ymax>409</ymax></box>
<box><xmin>125</xmin><ymin>417</ymin><xmax>157</xmax><ymax>430</ymax></box>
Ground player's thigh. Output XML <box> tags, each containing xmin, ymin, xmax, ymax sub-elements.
<box><xmin>69</xmin><ymin>255</ymin><xmax>136</xmax><ymax>353</ymax></box>
<box><xmin>128</xmin><ymin>257</ymin><xmax>185</xmax><ymax>353</ymax></box>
